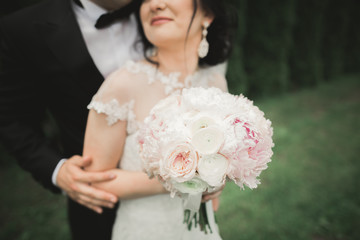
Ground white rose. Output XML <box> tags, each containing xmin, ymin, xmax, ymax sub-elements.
<box><xmin>191</xmin><ymin>126</ymin><xmax>224</xmax><ymax>155</ymax></box>
<box><xmin>172</xmin><ymin>177</ymin><xmax>209</xmax><ymax>194</ymax></box>
<box><xmin>197</xmin><ymin>153</ymin><xmax>229</xmax><ymax>187</ymax></box>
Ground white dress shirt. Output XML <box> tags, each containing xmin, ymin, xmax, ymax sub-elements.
<box><xmin>52</xmin><ymin>0</ymin><xmax>143</xmax><ymax>186</ymax></box>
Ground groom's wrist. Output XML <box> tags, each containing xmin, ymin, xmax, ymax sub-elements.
<box><xmin>52</xmin><ymin>158</ymin><xmax>67</xmax><ymax>187</ymax></box>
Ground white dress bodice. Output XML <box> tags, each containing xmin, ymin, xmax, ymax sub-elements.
<box><xmin>88</xmin><ymin>60</ymin><xmax>226</xmax><ymax>240</ymax></box>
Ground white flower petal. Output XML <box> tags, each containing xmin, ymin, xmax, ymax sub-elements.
<box><xmin>191</xmin><ymin>126</ymin><xmax>224</xmax><ymax>155</ymax></box>
<box><xmin>190</xmin><ymin>116</ymin><xmax>216</xmax><ymax>135</ymax></box>
<box><xmin>197</xmin><ymin>154</ymin><xmax>228</xmax><ymax>186</ymax></box>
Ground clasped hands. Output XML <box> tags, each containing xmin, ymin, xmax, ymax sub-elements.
<box><xmin>57</xmin><ymin>155</ymin><xmax>223</xmax><ymax>213</ymax></box>
<box><xmin>56</xmin><ymin>155</ymin><xmax>118</xmax><ymax>214</ymax></box>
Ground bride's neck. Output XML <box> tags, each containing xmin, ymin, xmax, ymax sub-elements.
<box><xmin>155</xmin><ymin>44</ymin><xmax>199</xmax><ymax>80</ymax></box>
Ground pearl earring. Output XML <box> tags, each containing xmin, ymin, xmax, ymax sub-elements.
<box><xmin>198</xmin><ymin>21</ymin><xmax>210</xmax><ymax>58</ymax></box>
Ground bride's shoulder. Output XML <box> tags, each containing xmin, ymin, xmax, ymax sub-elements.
<box><xmin>107</xmin><ymin>60</ymin><xmax>141</xmax><ymax>82</ymax></box>
<box><xmin>100</xmin><ymin>60</ymin><xmax>149</xmax><ymax>94</ymax></box>
<box><xmin>106</xmin><ymin>59</ymin><xmax>154</xmax><ymax>83</ymax></box>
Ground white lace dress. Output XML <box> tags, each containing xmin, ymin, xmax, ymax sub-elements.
<box><xmin>88</xmin><ymin>60</ymin><xmax>227</xmax><ymax>240</ymax></box>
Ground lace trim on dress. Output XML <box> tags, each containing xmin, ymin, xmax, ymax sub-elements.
<box><xmin>125</xmin><ymin>61</ymin><xmax>184</xmax><ymax>95</ymax></box>
<box><xmin>125</xmin><ymin>60</ymin><xmax>219</xmax><ymax>95</ymax></box>
<box><xmin>87</xmin><ymin>98</ymin><xmax>139</xmax><ymax>134</ymax></box>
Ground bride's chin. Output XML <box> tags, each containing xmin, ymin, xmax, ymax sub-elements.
<box><xmin>145</xmin><ymin>32</ymin><xmax>183</xmax><ymax>48</ymax></box>
<box><xmin>149</xmin><ymin>39</ymin><xmax>181</xmax><ymax>50</ymax></box>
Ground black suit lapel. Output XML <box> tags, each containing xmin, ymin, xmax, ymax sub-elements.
<box><xmin>38</xmin><ymin>0</ymin><xmax>104</xmax><ymax>96</ymax></box>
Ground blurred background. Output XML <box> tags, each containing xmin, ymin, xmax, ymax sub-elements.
<box><xmin>1</xmin><ymin>0</ymin><xmax>359</xmax><ymax>239</ymax></box>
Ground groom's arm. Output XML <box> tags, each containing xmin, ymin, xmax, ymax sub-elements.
<box><xmin>0</xmin><ymin>17</ymin><xmax>118</xmax><ymax>212</ymax></box>
<box><xmin>0</xmin><ymin>17</ymin><xmax>63</xmax><ymax>193</ymax></box>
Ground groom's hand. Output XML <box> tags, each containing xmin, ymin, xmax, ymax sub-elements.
<box><xmin>57</xmin><ymin>155</ymin><xmax>118</xmax><ymax>214</ymax></box>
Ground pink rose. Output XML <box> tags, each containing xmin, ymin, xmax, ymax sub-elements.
<box><xmin>160</xmin><ymin>143</ymin><xmax>198</xmax><ymax>183</ymax></box>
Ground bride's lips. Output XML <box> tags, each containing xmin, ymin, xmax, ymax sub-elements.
<box><xmin>151</xmin><ymin>16</ymin><xmax>172</xmax><ymax>26</ymax></box>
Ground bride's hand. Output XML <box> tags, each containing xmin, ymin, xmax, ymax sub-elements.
<box><xmin>201</xmin><ymin>184</ymin><xmax>225</xmax><ymax>210</ymax></box>
<box><xmin>56</xmin><ymin>155</ymin><xmax>119</xmax><ymax>214</ymax></box>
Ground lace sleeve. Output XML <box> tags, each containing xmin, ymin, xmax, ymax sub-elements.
<box><xmin>87</xmin><ymin>66</ymin><xmax>137</xmax><ymax>129</ymax></box>
<box><xmin>87</xmin><ymin>98</ymin><xmax>135</xmax><ymax>126</ymax></box>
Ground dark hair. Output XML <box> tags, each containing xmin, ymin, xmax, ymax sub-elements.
<box><xmin>134</xmin><ymin>0</ymin><xmax>237</xmax><ymax>67</ymax></box>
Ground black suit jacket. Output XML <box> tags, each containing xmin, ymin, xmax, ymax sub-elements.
<box><xmin>0</xmin><ymin>0</ymin><xmax>104</xmax><ymax>193</ymax></box>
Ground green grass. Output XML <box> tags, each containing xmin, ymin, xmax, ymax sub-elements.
<box><xmin>0</xmin><ymin>164</ymin><xmax>69</xmax><ymax>240</ymax></box>
<box><xmin>0</xmin><ymin>75</ymin><xmax>359</xmax><ymax>240</ymax></box>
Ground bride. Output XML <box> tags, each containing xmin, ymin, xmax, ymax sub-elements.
<box><xmin>83</xmin><ymin>0</ymin><xmax>235</xmax><ymax>239</ymax></box>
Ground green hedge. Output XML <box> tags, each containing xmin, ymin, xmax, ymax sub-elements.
<box><xmin>289</xmin><ymin>0</ymin><xmax>327</xmax><ymax>88</ymax></box>
<box><xmin>226</xmin><ymin>0</ymin><xmax>359</xmax><ymax>98</ymax></box>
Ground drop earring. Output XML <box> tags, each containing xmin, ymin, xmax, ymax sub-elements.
<box><xmin>198</xmin><ymin>21</ymin><xmax>209</xmax><ymax>58</ymax></box>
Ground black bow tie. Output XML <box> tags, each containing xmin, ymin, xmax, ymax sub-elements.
<box><xmin>73</xmin><ymin>0</ymin><xmax>138</xmax><ymax>29</ymax></box>
<box><xmin>73</xmin><ymin>0</ymin><xmax>83</xmax><ymax>8</ymax></box>
<box><xmin>95</xmin><ymin>2</ymin><xmax>139</xmax><ymax>29</ymax></box>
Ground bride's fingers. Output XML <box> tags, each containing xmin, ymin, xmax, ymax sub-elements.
<box><xmin>75</xmin><ymin>182</ymin><xmax>118</xmax><ymax>205</ymax></box>
<box><xmin>76</xmin><ymin>198</ymin><xmax>103</xmax><ymax>214</ymax></box>
<box><xmin>212</xmin><ymin>198</ymin><xmax>220</xmax><ymax>211</ymax></box>
<box><xmin>67</xmin><ymin>191</ymin><xmax>104</xmax><ymax>213</ymax></box>
<box><xmin>76</xmin><ymin>192</ymin><xmax>116</xmax><ymax>209</ymax></box>
<box><xmin>202</xmin><ymin>190</ymin><xmax>222</xmax><ymax>202</ymax></box>
<box><xmin>201</xmin><ymin>184</ymin><xmax>225</xmax><ymax>202</ymax></box>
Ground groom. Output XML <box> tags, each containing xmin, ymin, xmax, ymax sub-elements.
<box><xmin>0</xmin><ymin>0</ymin><xmax>141</xmax><ymax>239</ymax></box>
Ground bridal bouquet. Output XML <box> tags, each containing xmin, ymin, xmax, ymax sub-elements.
<box><xmin>138</xmin><ymin>87</ymin><xmax>274</xmax><ymax>233</ymax></box>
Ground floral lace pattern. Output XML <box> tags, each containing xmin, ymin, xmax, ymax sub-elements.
<box><xmin>125</xmin><ymin>60</ymin><xmax>184</xmax><ymax>95</ymax></box>
<box><xmin>87</xmin><ymin>99</ymin><xmax>139</xmax><ymax>134</ymax></box>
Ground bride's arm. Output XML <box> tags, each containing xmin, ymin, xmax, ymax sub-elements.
<box><xmin>83</xmin><ymin>110</ymin><xmax>166</xmax><ymax>199</ymax></box>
